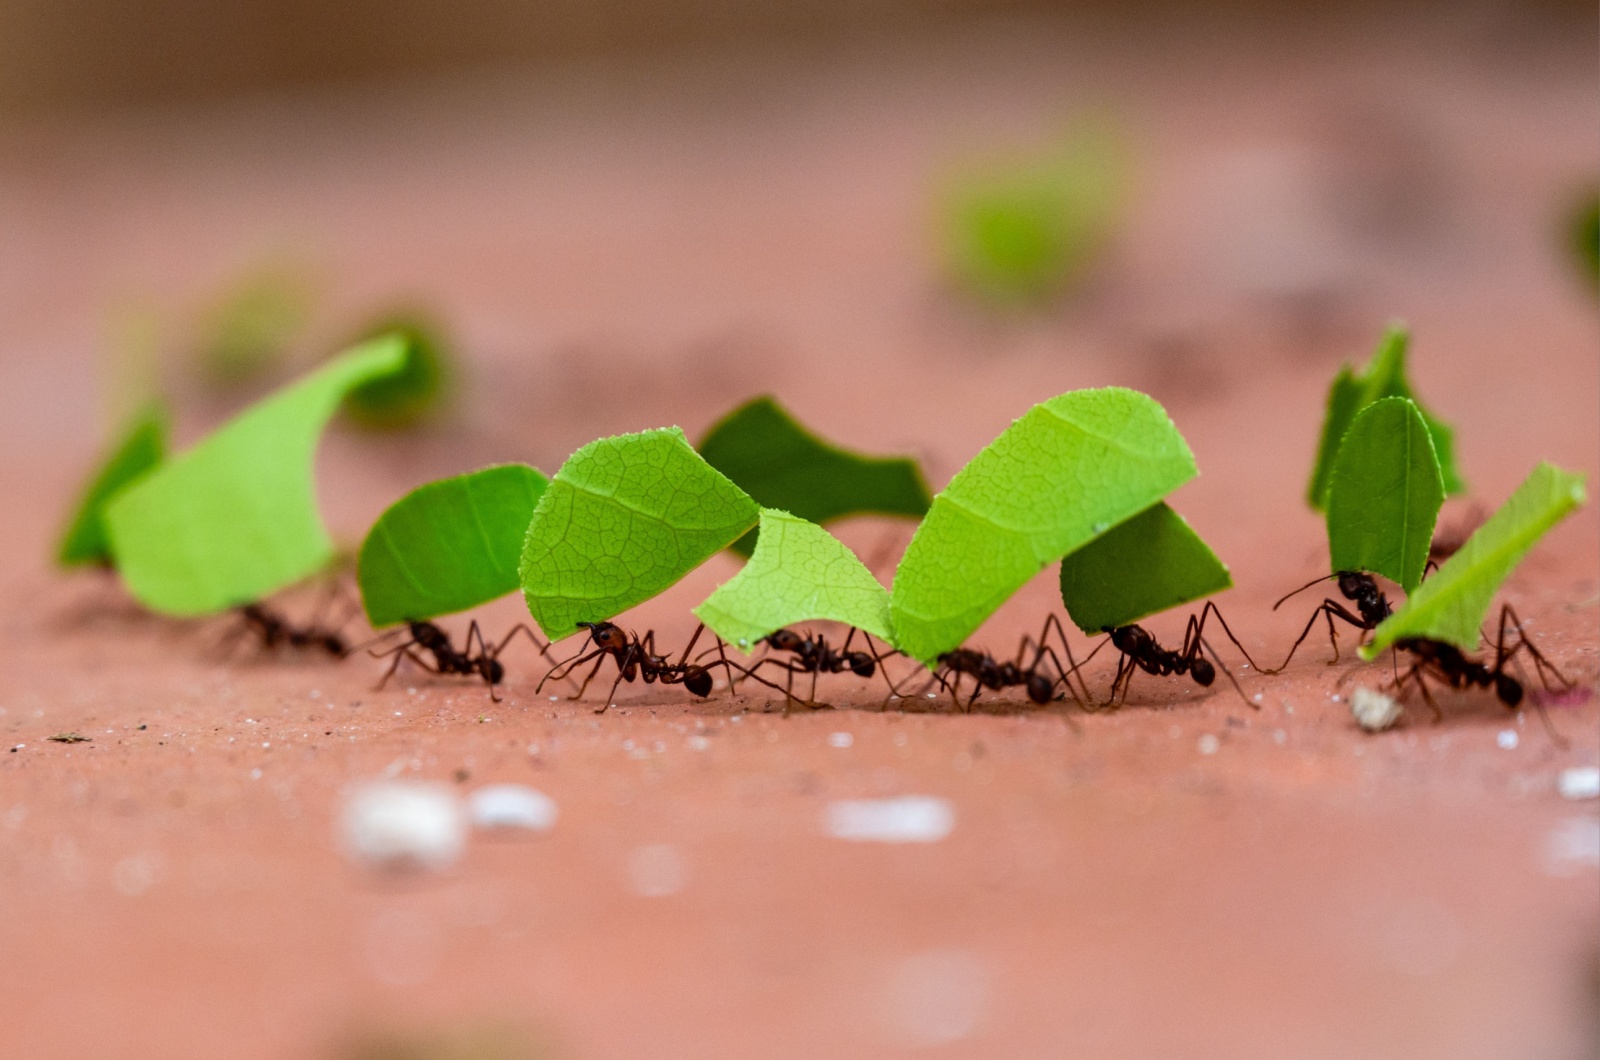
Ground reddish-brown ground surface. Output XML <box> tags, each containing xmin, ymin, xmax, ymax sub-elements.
<box><xmin>1</xmin><ymin>12</ymin><xmax>1597</xmax><ymax>1059</ymax></box>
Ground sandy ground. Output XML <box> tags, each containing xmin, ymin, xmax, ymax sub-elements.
<box><xmin>0</xmin><ymin>10</ymin><xmax>1597</xmax><ymax>1059</ymax></box>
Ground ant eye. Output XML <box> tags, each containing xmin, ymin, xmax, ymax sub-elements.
<box><xmin>1191</xmin><ymin>659</ymin><xmax>1216</xmax><ymax>686</ymax></box>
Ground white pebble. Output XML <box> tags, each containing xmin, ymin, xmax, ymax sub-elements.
<box><xmin>1351</xmin><ymin>687</ymin><xmax>1403</xmax><ymax>733</ymax></box>
<box><xmin>466</xmin><ymin>784</ymin><xmax>558</xmax><ymax>833</ymax></box>
<box><xmin>1497</xmin><ymin>729</ymin><xmax>1519</xmax><ymax>750</ymax></box>
<box><xmin>1197</xmin><ymin>734</ymin><xmax>1220</xmax><ymax>755</ymax></box>
<box><xmin>829</xmin><ymin>732</ymin><xmax>854</xmax><ymax>749</ymax></box>
<box><xmin>826</xmin><ymin>796</ymin><xmax>954</xmax><ymax>844</ymax></box>
<box><xmin>687</xmin><ymin>734</ymin><xmax>711</xmax><ymax>751</ymax></box>
<box><xmin>340</xmin><ymin>783</ymin><xmax>463</xmax><ymax>872</ymax></box>
<box><xmin>1557</xmin><ymin>767</ymin><xmax>1600</xmax><ymax>801</ymax></box>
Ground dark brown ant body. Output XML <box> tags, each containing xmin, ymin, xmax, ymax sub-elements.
<box><xmin>1265</xmin><ymin>570</ymin><xmax>1392</xmax><ymax>672</ymax></box>
<box><xmin>228</xmin><ymin>602</ymin><xmax>348</xmax><ymax>658</ymax></box>
<box><xmin>537</xmin><ymin>621</ymin><xmax>740</xmax><ymax>712</ymax></box>
<box><xmin>1389</xmin><ymin>605</ymin><xmax>1571</xmax><ymax>745</ymax></box>
<box><xmin>1095</xmin><ymin>602</ymin><xmax>1258</xmax><ymax>708</ymax></box>
<box><xmin>369</xmin><ymin>620</ymin><xmax>552</xmax><ymax>702</ymax></box>
<box><xmin>739</xmin><ymin>627</ymin><xmax>901</xmax><ymax>708</ymax></box>
<box><xmin>928</xmin><ymin>615</ymin><xmax>1083</xmax><ymax>711</ymax></box>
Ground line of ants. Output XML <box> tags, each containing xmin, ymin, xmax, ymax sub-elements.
<box><xmin>218</xmin><ymin>547</ymin><xmax>1578</xmax><ymax>735</ymax></box>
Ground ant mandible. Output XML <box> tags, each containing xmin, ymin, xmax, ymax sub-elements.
<box><xmin>536</xmin><ymin>621</ymin><xmax>743</xmax><ymax>713</ymax></box>
<box><xmin>1389</xmin><ymin>604</ymin><xmax>1572</xmax><ymax>745</ymax></box>
<box><xmin>366</xmin><ymin>620</ymin><xmax>555</xmax><ymax>702</ymax></box>
<box><xmin>1264</xmin><ymin>570</ymin><xmax>1392</xmax><ymax>672</ymax></box>
<box><xmin>1087</xmin><ymin>602</ymin><xmax>1259</xmax><ymax>708</ymax></box>
<box><xmin>927</xmin><ymin>615</ymin><xmax>1085</xmax><ymax>712</ymax></box>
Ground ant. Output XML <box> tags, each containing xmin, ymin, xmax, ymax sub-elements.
<box><xmin>1388</xmin><ymin>605</ymin><xmax>1572</xmax><ymax>746</ymax></box>
<box><xmin>1264</xmin><ymin>570</ymin><xmax>1392</xmax><ymax>672</ymax></box>
<box><xmin>736</xmin><ymin>626</ymin><xmax>902</xmax><ymax>709</ymax></box>
<box><xmin>926</xmin><ymin>615</ymin><xmax>1085</xmax><ymax>712</ymax></box>
<box><xmin>366</xmin><ymin>620</ymin><xmax>555</xmax><ymax>702</ymax></box>
<box><xmin>219</xmin><ymin>597</ymin><xmax>352</xmax><ymax>660</ymax></box>
<box><xmin>1086</xmin><ymin>602</ymin><xmax>1259</xmax><ymax>708</ymax></box>
<box><xmin>536</xmin><ymin>621</ymin><xmax>743</xmax><ymax>713</ymax></box>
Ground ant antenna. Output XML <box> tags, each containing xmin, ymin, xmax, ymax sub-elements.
<box><xmin>1273</xmin><ymin>573</ymin><xmax>1337</xmax><ymax>611</ymax></box>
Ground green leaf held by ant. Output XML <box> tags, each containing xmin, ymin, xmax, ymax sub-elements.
<box><xmin>1325</xmin><ymin>396</ymin><xmax>1444</xmax><ymax>593</ymax></box>
<box><xmin>1362</xmin><ymin>462</ymin><xmax>1585</xmax><ymax>658</ymax></box>
<box><xmin>57</xmin><ymin>400</ymin><xmax>169</xmax><ymax>568</ymax></box>
<box><xmin>1058</xmin><ymin>502</ymin><xmax>1231</xmax><ymax>633</ymax></box>
<box><xmin>890</xmin><ymin>387</ymin><xmax>1197</xmax><ymax>665</ymax></box>
<box><xmin>1306</xmin><ymin>324</ymin><xmax>1465</xmax><ymax>511</ymax></box>
<box><xmin>697</xmin><ymin>395</ymin><xmax>930</xmax><ymax>557</ymax></box>
<box><xmin>104</xmin><ymin>336</ymin><xmax>407</xmax><ymax>616</ymax></box>
<box><xmin>519</xmin><ymin>426</ymin><xmax>760</xmax><ymax>642</ymax></box>
<box><xmin>694</xmin><ymin>508</ymin><xmax>894</xmax><ymax>651</ymax></box>
<box><xmin>358</xmin><ymin>463</ymin><xmax>549</xmax><ymax>627</ymax></box>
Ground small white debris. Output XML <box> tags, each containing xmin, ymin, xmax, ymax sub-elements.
<box><xmin>1197</xmin><ymin>734</ymin><xmax>1220</xmax><ymax>755</ymax></box>
<box><xmin>249</xmin><ymin>768</ymin><xmax>263</xmax><ymax>780</ymax></box>
<box><xmin>628</xmin><ymin>843</ymin><xmax>688</xmax><ymax>896</ymax></box>
<box><xmin>1497</xmin><ymin>729</ymin><xmax>1520</xmax><ymax>751</ymax></box>
<box><xmin>686</xmin><ymin>735</ymin><xmax>711</xmax><ymax>752</ymax></box>
<box><xmin>829</xmin><ymin>732</ymin><xmax>854</xmax><ymax>749</ymax></box>
<box><xmin>340</xmin><ymin>783</ymin><xmax>464</xmax><ymax>872</ymax></box>
<box><xmin>466</xmin><ymin>784</ymin><xmax>558</xmax><ymax>833</ymax></box>
<box><xmin>925</xmin><ymin>692</ymin><xmax>938</xmax><ymax>700</ymax></box>
<box><xmin>1330</xmin><ymin>694</ymin><xmax>1341</xmax><ymax>703</ymax></box>
<box><xmin>826</xmin><ymin>796</ymin><xmax>954</xmax><ymax>843</ymax></box>
<box><xmin>1252</xmin><ymin>693</ymin><xmax>1263</xmax><ymax>703</ymax></box>
<box><xmin>1351</xmin><ymin>687</ymin><xmax>1403</xmax><ymax>733</ymax></box>
<box><xmin>1272</xmin><ymin>728</ymin><xmax>1288</xmax><ymax>745</ymax></box>
<box><xmin>1557</xmin><ymin>767</ymin><xmax>1600</xmax><ymax>801</ymax></box>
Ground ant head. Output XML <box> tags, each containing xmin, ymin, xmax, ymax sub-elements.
<box><xmin>1026</xmin><ymin>672</ymin><xmax>1054</xmax><ymax>705</ymax></box>
<box><xmin>482</xmin><ymin>658</ymin><xmax>505</xmax><ymax>685</ymax></box>
<box><xmin>684</xmin><ymin>666</ymin><xmax>714</xmax><ymax>697</ymax></box>
<box><xmin>1495</xmin><ymin>673</ymin><xmax>1523</xmax><ymax>708</ymax></box>
<box><xmin>767</xmin><ymin>629</ymin><xmax>804</xmax><ymax>652</ymax></box>
<box><xmin>846</xmin><ymin>652</ymin><xmax>875</xmax><ymax>678</ymax></box>
<box><xmin>579</xmin><ymin>621</ymin><xmax>627</xmax><ymax>651</ymax></box>
<box><xmin>1190</xmin><ymin>657</ymin><xmax>1216</xmax><ymax>686</ymax></box>
<box><xmin>1108</xmin><ymin>625</ymin><xmax>1150</xmax><ymax>653</ymax></box>
<box><xmin>1336</xmin><ymin>571</ymin><xmax>1375</xmax><ymax>601</ymax></box>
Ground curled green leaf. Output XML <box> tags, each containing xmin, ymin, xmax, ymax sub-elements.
<box><xmin>1326</xmin><ymin>397</ymin><xmax>1444</xmax><ymax>593</ymax></box>
<box><xmin>358</xmin><ymin>463</ymin><xmax>548</xmax><ymax>627</ymax></box>
<box><xmin>57</xmin><ymin>401</ymin><xmax>169</xmax><ymax>568</ymax></box>
<box><xmin>698</xmin><ymin>395</ymin><xmax>931</xmax><ymax>556</ymax></box>
<box><xmin>1363</xmin><ymin>462</ymin><xmax>1585</xmax><ymax>657</ymax></box>
<box><xmin>694</xmin><ymin>508</ymin><xmax>894</xmax><ymax>651</ymax></box>
<box><xmin>1307</xmin><ymin>325</ymin><xmax>1464</xmax><ymax>510</ymax></box>
<box><xmin>519</xmin><ymin>427</ymin><xmax>760</xmax><ymax>641</ymax></box>
<box><xmin>1058</xmin><ymin>502</ymin><xmax>1231</xmax><ymax>633</ymax></box>
<box><xmin>105</xmin><ymin>337</ymin><xmax>407</xmax><ymax>616</ymax></box>
<box><xmin>342</xmin><ymin>314</ymin><xmax>454</xmax><ymax>430</ymax></box>
<box><xmin>889</xmin><ymin>387</ymin><xmax>1197</xmax><ymax>664</ymax></box>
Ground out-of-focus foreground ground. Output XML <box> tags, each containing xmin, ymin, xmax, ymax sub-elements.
<box><xmin>0</xmin><ymin>5</ymin><xmax>1597</xmax><ymax>1058</ymax></box>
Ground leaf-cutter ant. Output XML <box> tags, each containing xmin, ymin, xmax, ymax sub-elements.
<box><xmin>1264</xmin><ymin>570</ymin><xmax>1392</xmax><ymax>672</ymax></box>
<box><xmin>1388</xmin><ymin>605</ymin><xmax>1573</xmax><ymax>746</ymax></box>
<box><xmin>220</xmin><ymin>598</ymin><xmax>352</xmax><ymax>659</ymax></box>
<box><xmin>924</xmin><ymin>615</ymin><xmax>1086</xmax><ymax>712</ymax></box>
<box><xmin>536</xmin><ymin>621</ymin><xmax>744</xmax><ymax>713</ymax></box>
<box><xmin>366</xmin><ymin>620</ymin><xmax>555</xmax><ymax>702</ymax></box>
<box><xmin>735</xmin><ymin>626</ymin><xmax>903</xmax><ymax>709</ymax></box>
<box><xmin>1085</xmin><ymin>602</ymin><xmax>1259</xmax><ymax>708</ymax></box>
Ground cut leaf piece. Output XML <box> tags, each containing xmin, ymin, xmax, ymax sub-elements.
<box><xmin>1058</xmin><ymin>502</ymin><xmax>1231</xmax><ymax>633</ymax></box>
<box><xmin>697</xmin><ymin>395</ymin><xmax>931</xmax><ymax>557</ymax></box>
<box><xmin>1325</xmin><ymin>396</ymin><xmax>1444</xmax><ymax>593</ymax></box>
<box><xmin>358</xmin><ymin>463</ymin><xmax>548</xmax><ymax>627</ymax></box>
<box><xmin>105</xmin><ymin>337</ymin><xmax>407</xmax><ymax>616</ymax></box>
<box><xmin>519</xmin><ymin>427</ymin><xmax>760</xmax><ymax>641</ymax></box>
<box><xmin>890</xmin><ymin>387</ymin><xmax>1197</xmax><ymax>664</ymax></box>
<box><xmin>694</xmin><ymin>508</ymin><xmax>894</xmax><ymax>651</ymax></box>
<box><xmin>1363</xmin><ymin>463</ymin><xmax>1585</xmax><ymax>657</ymax></box>
<box><xmin>1306</xmin><ymin>325</ymin><xmax>1465</xmax><ymax>510</ymax></box>
<box><xmin>57</xmin><ymin>401</ymin><xmax>169</xmax><ymax>567</ymax></box>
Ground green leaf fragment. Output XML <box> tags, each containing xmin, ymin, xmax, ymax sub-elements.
<box><xmin>358</xmin><ymin>463</ymin><xmax>548</xmax><ymax>627</ymax></box>
<box><xmin>697</xmin><ymin>395</ymin><xmax>931</xmax><ymax>557</ymax></box>
<box><xmin>890</xmin><ymin>387</ymin><xmax>1197</xmax><ymax>664</ymax></box>
<box><xmin>104</xmin><ymin>337</ymin><xmax>408</xmax><ymax>616</ymax></box>
<box><xmin>519</xmin><ymin>426</ymin><xmax>760</xmax><ymax>641</ymax></box>
<box><xmin>342</xmin><ymin>314</ymin><xmax>454</xmax><ymax>430</ymax></box>
<box><xmin>694</xmin><ymin>508</ymin><xmax>894</xmax><ymax>650</ymax></box>
<box><xmin>1058</xmin><ymin>502</ymin><xmax>1231</xmax><ymax>633</ymax></box>
<box><xmin>56</xmin><ymin>401</ymin><xmax>169</xmax><ymax>567</ymax></box>
<box><xmin>1325</xmin><ymin>397</ymin><xmax>1444</xmax><ymax>593</ymax></box>
<box><xmin>1306</xmin><ymin>325</ymin><xmax>1465</xmax><ymax>510</ymax></box>
<box><xmin>1363</xmin><ymin>463</ymin><xmax>1586</xmax><ymax>657</ymax></box>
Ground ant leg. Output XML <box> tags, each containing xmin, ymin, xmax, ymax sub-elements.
<box><xmin>537</xmin><ymin>640</ymin><xmax>609</xmax><ymax>694</ymax></box>
<box><xmin>1496</xmin><ymin>605</ymin><xmax>1573</xmax><ymax>692</ymax></box>
<box><xmin>569</xmin><ymin>651</ymin><xmax>613</xmax><ymax>701</ymax></box>
<box><xmin>850</xmin><ymin>629</ymin><xmax>910</xmax><ymax>701</ymax></box>
<box><xmin>1030</xmin><ymin>644</ymin><xmax>1086</xmax><ymax>721</ymax></box>
<box><xmin>375</xmin><ymin>646</ymin><xmax>434</xmax><ymax>691</ymax></box>
<box><xmin>345</xmin><ymin>626</ymin><xmax>406</xmax><ymax>660</ymax></box>
<box><xmin>1041</xmin><ymin>614</ymin><xmax>1097</xmax><ymax>707</ymax></box>
<box><xmin>672</xmin><ymin>624</ymin><xmax>708</xmax><ymax>668</ymax></box>
<box><xmin>1273</xmin><ymin>573</ymin><xmax>1339</xmax><ymax>611</ymax></box>
<box><xmin>1193</xmin><ymin>602</ymin><xmax>1262</xmax><ymax>672</ymax></box>
<box><xmin>1199</xmin><ymin>636</ymin><xmax>1255</xmax><ymax>708</ymax></box>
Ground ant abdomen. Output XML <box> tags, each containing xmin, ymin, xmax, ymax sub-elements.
<box><xmin>1026</xmin><ymin>672</ymin><xmax>1054</xmax><ymax>705</ymax></box>
<box><xmin>1190</xmin><ymin>657</ymin><xmax>1216</xmax><ymax>686</ymax></box>
<box><xmin>684</xmin><ymin>667</ymin><xmax>714</xmax><ymax>698</ymax></box>
<box><xmin>846</xmin><ymin>653</ymin><xmax>875</xmax><ymax>678</ymax></box>
<box><xmin>1496</xmin><ymin>673</ymin><xmax>1522</xmax><ymax>707</ymax></box>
